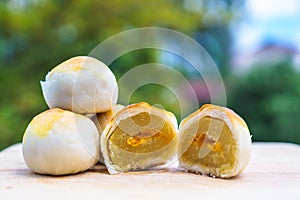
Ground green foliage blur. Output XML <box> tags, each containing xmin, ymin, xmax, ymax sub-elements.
<box><xmin>227</xmin><ymin>61</ymin><xmax>300</xmax><ymax>144</ymax></box>
<box><xmin>0</xmin><ymin>0</ymin><xmax>240</xmax><ymax>150</ymax></box>
<box><xmin>1</xmin><ymin>0</ymin><xmax>299</xmax><ymax>150</ymax></box>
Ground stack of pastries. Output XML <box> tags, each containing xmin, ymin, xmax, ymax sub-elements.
<box><xmin>22</xmin><ymin>56</ymin><xmax>251</xmax><ymax>178</ymax></box>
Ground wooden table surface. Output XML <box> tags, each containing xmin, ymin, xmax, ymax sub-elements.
<box><xmin>1</xmin><ymin>143</ymin><xmax>300</xmax><ymax>199</ymax></box>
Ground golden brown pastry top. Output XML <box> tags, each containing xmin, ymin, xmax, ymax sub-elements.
<box><xmin>180</xmin><ymin>104</ymin><xmax>248</xmax><ymax>129</ymax></box>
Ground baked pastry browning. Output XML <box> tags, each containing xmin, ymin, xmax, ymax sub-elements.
<box><xmin>178</xmin><ymin>104</ymin><xmax>251</xmax><ymax>178</ymax></box>
<box><xmin>41</xmin><ymin>56</ymin><xmax>118</xmax><ymax>114</ymax></box>
<box><xmin>101</xmin><ymin>102</ymin><xmax>178</xmax><ymax>174</ymax></box>
<box><xmin>22</xmin><ymin>108</ymin><xmax>99</xmax><ymax>175</ymax></box>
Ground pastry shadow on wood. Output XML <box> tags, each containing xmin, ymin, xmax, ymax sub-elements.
<box><xmin>88</xmin><ymin>164</ymin><xmax>110</xmax><ymax>174</ymax></box>
<box><xmin>89</xmin><ymin>164</ymin><xmax>184</xmax><ymax>175</ymax></box>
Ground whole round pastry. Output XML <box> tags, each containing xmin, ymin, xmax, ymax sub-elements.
<box><xmin>22</xmin><ymin>108</ymin><xmax>99</xmax><ymax>175</ymax></box>
<box><xmin>41</xmin><ymin>56</ymin><xmax>118</xmax><ymax>114</ymax></box>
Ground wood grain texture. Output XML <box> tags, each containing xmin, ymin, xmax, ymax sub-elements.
<box><xmin>1</xmin><ymin>143</ymin><xmax>300</xmax><ymax>200</ymax></box>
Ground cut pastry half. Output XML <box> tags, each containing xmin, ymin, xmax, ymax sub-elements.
<box><xmin>101</xmin><ymin>102</ymin><xmax>178</xmax><ymax>174</ymax></box>
<box><xmin>178</xmin><ymin>104</ymin><xmax>251</xmax><ymax>178</ymax></box>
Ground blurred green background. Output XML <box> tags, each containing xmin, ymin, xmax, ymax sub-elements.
<box><xmin>1</xmin><ymin>0</ymin><xmax>300</xmax><ymax>150</ymax></box>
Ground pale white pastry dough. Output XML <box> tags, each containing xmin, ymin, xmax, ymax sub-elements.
<box><xmin>101</xmin><ymin>102</ymin><xmax>178</xmax><ymax>174</ymax></box>
<box><xmin>178</xmin><ymin>104</ymin><xmax>252</xmax><ymax>178</ymax></box>
<box><xmin>41</xmin><ymin>56</ymin><xmax>118</xmax><ymax>114</ymax></box>
<box><xmin>22</xmin><ymin>108</ymin><xmax>99</xmax><ymax>175</ymax></box>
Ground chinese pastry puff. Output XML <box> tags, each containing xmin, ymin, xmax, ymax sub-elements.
<box><xmin>178</xmin><ymin>104</ymin><xmax>251</xmax><ymax>178</ymax></box>
<box><xmin>101</xmin><ymin>102</ymin><xmax>178</xmax><ymax>174</ymax></box>
<box><xmin>22</xmin><ymin>108</ymin><xmax>99</xmax><ymax>175</ymax></box>
<box><xmin>41</xmin><ymin>56</ymin><xmax>118</xmax><ymax>114</ymax></box>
